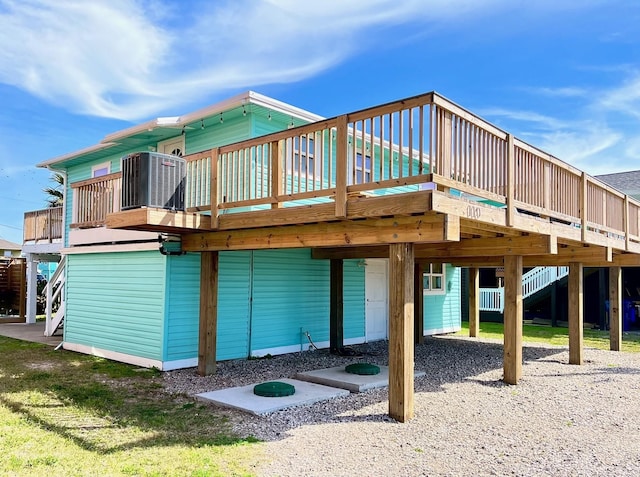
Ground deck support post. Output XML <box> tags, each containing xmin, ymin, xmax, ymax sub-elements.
<box><xmin>414</xmin><ymin>262</ymin><xmax>424</xmax><ymax>345</ymax></box>
<box><xmin>389</xmin><ymin>243</ymin><xmax>415</xmax><ymax>422</ymax></box>
<box><xmin>25</xmin><ymin>255</ymin><xmax>38</xmax><ymax>324</ymax></box>
<box><xmin>329</xmin><ymin>258</ymin><xmax>344</xmax><ymax>353</ymax></box>
<box><xmin>469</xmin><ymin>267</ymin><xmax>480</xmax><ymax>337</ymax></box>
<box><xmin>568</xmin><ymin>262</ymin><xmax>584</xmax><ymax>365</ymax></box>
<box><xmin>198</xmin><ymin>251</ymin><xmax>219</xmax><ymax>376</ymax></box>
<box><xmin>609</xmin><ymin>266</ymin><xmax>622</xmax><ymax>352</ymax></box>
<box><xmin>503</xmin><ymin>255</ymin><xmax>523</xmax><ymax>385</ymax></box>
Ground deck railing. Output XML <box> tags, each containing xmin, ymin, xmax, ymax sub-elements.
<box><xmin>23</xmin><ymin>206</ymin><xmax>63</xmax><ymax>243</ymax></box>
<box><xmin>71</xmin><ymin>172</ymin><xmax>121</xmax><ymax>228</ymax></box>
<box><xmin>181</xmin><ymin>92</ymin><xmax>640</xmax><ymax>247</ymax></box>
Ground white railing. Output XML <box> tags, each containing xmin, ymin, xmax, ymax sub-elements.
<box><xmin>44</xmin><ymin>255</ymin><xmax>66</xmax><ymax>337</ymax></box>
<box><xmin>478</xmin><ymin>266</ymin><xmax>569</xmax><ymax>313</ymax></box>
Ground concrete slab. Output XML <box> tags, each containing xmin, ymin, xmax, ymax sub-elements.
<box><xmin>295</xmin><ymin>365</ymin><xmax>426</xmax><ymax>392</ymax></box>
<box><xmin>195</xmin><ymin>378</ymin><xmax>349</xmax><ymax>415</ymax></box>
<box><xmin>0</xmin><ymin>322</ymin><xmax>62</xmax><ymax>347</ymax></box>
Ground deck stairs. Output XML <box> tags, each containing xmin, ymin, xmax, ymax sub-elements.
<box><xmin>44</xmin><ymin>255</ymin><xmax>66</xmax><ymax>337</ymax></box>
<box><xmin>479</xmin><ymin>266</ymin><xmax>569</xmax><ymax>313</ymax></box>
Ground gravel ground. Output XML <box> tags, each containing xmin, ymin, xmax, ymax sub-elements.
<box><xmin>163</xmin><ymin>336</ymin><xmax>640</xmax><ymax>477</ymax></box>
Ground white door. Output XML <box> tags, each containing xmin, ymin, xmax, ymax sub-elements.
<box><xmin>365</xmin><ymin>259</ymin><xmax>388</xmax><ymax>341</ymax></box>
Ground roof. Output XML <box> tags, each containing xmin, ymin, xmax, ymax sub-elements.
<box><xmin>38</xmin><ymin>91</ymin><xmax>324</xmax><ymax>169</ymax></box>
<box><xmin>0</xmin><ymin>238</ymin><xmax>21</xmax><ymax>251</ymax></box>
<box><xmin>595</xmin><ymin>170</ymin><xmax>640</xmax><ymax>198</ymax></box>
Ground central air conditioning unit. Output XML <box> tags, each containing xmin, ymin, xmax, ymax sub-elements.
<box><xmin>121</xmin><ymin>152</ymin><xmax>186</xmax><ymax>211</ymax></box>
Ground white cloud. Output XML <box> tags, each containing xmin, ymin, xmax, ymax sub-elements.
<box><xmin>0</xmin><ymin>0</ymin><xmax>602</xmax><ymax>121</ymax></box>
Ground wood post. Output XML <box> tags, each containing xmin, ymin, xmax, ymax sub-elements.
<box><xmin>388</xmin><ymin>243</ymin><xmax>415</xmax><ymax>422</ymax></box>
<box><xmin>198</xmin><ymin>251</ymin><xmax>219</xmax><ymax>376</ymax></box>
<box><xmin>506</xmin><ymin>134</ymin><xmax>515</xmax><ymax>227</ymax></box>
<box><xmin>609</xmin><ymin>266</ymin><xmax>622</xmax><ymax>352</ymax></box>
<box><xmin>568</xmin><ymin>262</ymin><xmax>584</xmax><ymax>365</ymax></box>
<box><xmin>469</xmin><ymin>267</ymin><xmax>479</xmax><ymax>337</ymax></box>
<box><xmin>210</xmin><ymin>148</ymin><xmax>220</xmax><ymax>229</ymax></box>
<box><xmin>330</xmin><ymin>258</ymin><xmax>344</xmax><ymax>353</ymax></box>
<box><xmin>271</xmin><ymin>140</ymin><xmax>283</xmax><ymax>209</ymax></box>
<box><xmin>335</xmin><ymin>115</ymin><xmax>348</xmax><ymax>218</ymax></box>
<box><xmin>503</xmin><ymin>255</ymin><xmax>522</xmax><ymax>385</ymax></box>
<box><xmin>414</xmin><ymin>262</ymin><xmax>424</xmax><ymax>345</ymax></box>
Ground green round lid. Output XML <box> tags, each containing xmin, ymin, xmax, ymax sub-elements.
<box><xmin>345</xmin><ymin>363</ymin><xmax>380</xmax><ymax>375</ymax></box>
<box><xmin>253</xmin><ymin>381</ymin><xmax>296</xmax><ymax>397</ymax></box>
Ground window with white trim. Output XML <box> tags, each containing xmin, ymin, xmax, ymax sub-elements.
<box><xmin>91</xmin><ymin>162</ymin><xmax>110</xmax><ymax>178</ymax></box>
<box><xmin>423</xmin><ymin>263</ymin><xmax>445</xmax><ymax>295</ymax></box>
<box><xmin>355</xmin><ymin>152</ymin><xmax>372</xmax><ymax>184</ymax></box>
<box><xmin>288</xmin><ymin>134</ymin><xmax>316</xmax><ymax>179</ymax></box>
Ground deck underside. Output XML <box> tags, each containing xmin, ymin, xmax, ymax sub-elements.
<box><xmin>106</xmin><ymin>188</ymin><xmax>640</xmax><ymax>267</ymax></box>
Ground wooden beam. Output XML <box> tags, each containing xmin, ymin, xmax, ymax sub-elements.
<box><xmin>414</xmin><ymin>262</ymin><xmax>424</xmax><ymax>345</ymax></box>
<box><xmin>388</xmin><ymin>243</ymin><xmax>415</xmax><ymax>422</ymax></box>
<box><xmin>312</xmin><ymin>245</ymin><xmax>389</xmax><ymax>260</ymax></box>
<box><xmin>568</xmin><ymin>262</ymin><xmax>584</xmax><ymax>365</ymax></box>
<box><xmin>198</xmin><ymin>251</ymin><xmax>219</xmax><ymax>376</ymax></box>
<box><xmin>106</xmin><ymin>208</ymin><xmax>212</xmax><ymax>233</ymax></box>
<box><xmin>469</xmin><ymin>267</ymin><xmax>479</xmax><ymax>338</ymax></box>
<box><xmin>182</xmin><ymin>214</ymin><xmax>452</xmax><ymax>252</ymax></box>
<box><xmin>503</xmin><ymin>255</ymin><xmax>523</xmax><ymax>385</ymax></box>
<box><xmin>330</xmin><ymin>259</ymin><xmax>344</xmax><ymax>353</ymax></box>
<box><xmin>609</xmin><ymin>266</ymin><xmax>622</xmax><ymax>352</ymax></box>
<box><xmin>414</xmin><ymin>235</ymin><xmax>557</xmax><ymax>259</ymax></box>
<box><xmin>271</xmin><ymin>140</ymin><xmax>283</xmax><ymax>209</ymax></box>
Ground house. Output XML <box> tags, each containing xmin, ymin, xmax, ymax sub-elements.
<box><xmin>35</xmin><ymin>90</ymin><xmax>640</xmax><ymax>422</ymax></box>
<box><xmin>35</xmin><ymin>91</ymin><xmax>461</xmax><ymax>368</ymax></box>
<box><xmin>0</xmin><ymin>238</ymin><xmax>21</xmax><ymax>258</ymax></box>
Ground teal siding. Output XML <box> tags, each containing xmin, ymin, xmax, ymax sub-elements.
<box><xmin>164</xmin><ymin>253</ymin><xmax>200</xmax><ymax>361</ymax></box>
<box><xmin>186</xmin><ymin>117</ymin><xmax>252</xmax><ymax>153</ymax></box>
<box><xmin>250</xmin><ymin>249</ymin><xmax>329</xmax><ymax>352</ymax></box>
<box><xmin>216</xmin><ymin>252</ymin><xmax>251</xmax><ymax>360</ymax></box>
<box><xmin>423</xmin><ymin>265</ymin><xmax>461</xmax><ymax>334</ymax></box>
<box><xmin>164</xmin><ymin>251</ymin><xmax>252</xmax><ymax>362</ymax></box>
<box><xmin>64</xmin><ymin>251</ymin><xmax>167</xmax><ymax>360</ymax></box>
<box><xmin>343</xmin><ymin>259</ymin><xmax>366</xmax><ymax>339</ymax></box>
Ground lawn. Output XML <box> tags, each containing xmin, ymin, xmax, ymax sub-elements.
<box><xmin>455</xmin><ymin>321</ymin><xmax>640</xmax><ymax>353</ymax></box>
<box><xmin>0</xmin><ymin>337</ymin><xmax>261</xmax><ymax>476</ymax></box>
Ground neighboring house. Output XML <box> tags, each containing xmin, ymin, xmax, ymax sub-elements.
<box><xmin>35</xmin><ymin>91</ymin><xmax>461</xmax><ymax>370</ymax></box>
<box><xmin>0</xmin><ymin>238</ymin><xmax>21</xmax><ymax>258</ymax></box>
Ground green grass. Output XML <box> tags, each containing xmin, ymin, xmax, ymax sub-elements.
<box><xmin>455</xmin><ymin>321</ymin><xmax>640</xmax><ymax>353</ymax></box>
<box><xmin>0</xmin><ymin>337</ymin><xmax>262</xmax><ymax>476</ymax></box>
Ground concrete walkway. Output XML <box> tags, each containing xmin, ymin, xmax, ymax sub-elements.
<box><xmin>0</xmin><ymin>321</ymin><xmax>62</xmax><ymax>347</ymax></box>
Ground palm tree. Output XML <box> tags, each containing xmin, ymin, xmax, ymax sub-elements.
<box><xmin>43</xmin><ymin>172</ymin><xmax>64</xmax><ymax>207</ymax></box>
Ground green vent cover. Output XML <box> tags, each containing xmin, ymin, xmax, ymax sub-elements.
<box><xmin>345</xmin><ymin>363</ymin><xmax>380</xmax><ymax>375</ymax></box>
<box><xmin>253</xmin><ymin>381</ymin><xmax>296</xmax><ymax>397</ymax></box>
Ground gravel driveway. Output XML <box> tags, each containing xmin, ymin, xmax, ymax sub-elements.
<box><xmin>164</xmin><ymin>335</ymin><xmax>640</xmax><ymax>476</ymax></box>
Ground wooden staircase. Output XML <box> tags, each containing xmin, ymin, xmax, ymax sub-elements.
<box><xmin>44</xmin><ymin>256</ymin><xmax>65</xmax><ymax>337</ymax></box>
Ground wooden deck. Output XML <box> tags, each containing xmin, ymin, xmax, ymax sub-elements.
<box><xmin>100</xmin><ymin>91</ymin><xmax>638</xmax><ymax>422</ymax></box>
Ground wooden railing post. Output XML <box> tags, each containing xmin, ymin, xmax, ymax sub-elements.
<box><xmin>271</xmin><ymin>140</ymin><xmax>282</xmax><ymax>209</ymax></box>
<box><xmin>210</xmin><ymin>148</ymin><xmax>219</xmax><ymax>229</ymax></box>
<box><xmin>580</xmin><ymin>173</ymin><xmax>588</xmax><ymax>241</ymax></box>
<box><xmin>543</xmin><ymin>161</ymin><xmax>551</xmax><ymax>211</ymax></box>
<box><xmin>624</xmin><ymin>195</ymin><xmax>630</xmax><ymax>251</ymax></box>
<box><xmin>335</xmin><ymin>115</ymin><xmax>348</xmax><ymax>218</ymax></box>
<box><xmin>506</xmin><ymin>134</ymin><xmax>515</xmax><ymax>227</ymax></box>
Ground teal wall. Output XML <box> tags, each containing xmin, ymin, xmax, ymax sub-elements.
<box><xmin>423</xmin><ymin>264</ymin><xmax>461</xmax><ymax>333</ymax></box>
<box><xmin>164</xmin><ymin>248</ymin><xmax>365</xmax><ymax>361</ymax></box>
<box><xmin>64</xmin><ymin>251</ymin><xmax>167</xmax><ymax>360</ymax></box>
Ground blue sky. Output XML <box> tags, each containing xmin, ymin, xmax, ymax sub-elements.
<box><xmin>1</xmin><ymin>0</ymin><xmax>639</xmax><ymax>244</ymax></box>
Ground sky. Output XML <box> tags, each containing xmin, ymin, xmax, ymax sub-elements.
<box><xmin>0</xmin><ymin>0</ymin><xmax>639</xmax><ymax>244</ymax></box>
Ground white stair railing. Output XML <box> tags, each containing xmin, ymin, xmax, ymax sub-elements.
<box><xmin>44</xmin><ymin>256</ymin><xmax>66</xmax><ymax>337</ymax></box>
<box><xmin>479</xmin><ymin>266</ymin><xmax>568</xmax><ymax>313</ymax></box>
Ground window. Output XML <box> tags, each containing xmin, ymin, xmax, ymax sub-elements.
<box><xmin>355</xmin><ymin>152</ymin><xmax>371</xmax><ymax>184</ymax></box>
<box><xmin>289</xmin><ymin>135</ymin><xmax>316</xmax><ymax>179</ymax></box>
<box><xmin>91</xmin><ymin>162</ymin><xmax>110</xmax><ymax>178</ymax></box>
<box><xmin>423</xmin><ymin>263</ymin><xmax>445</xmax><ymax>295</ymax></box>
